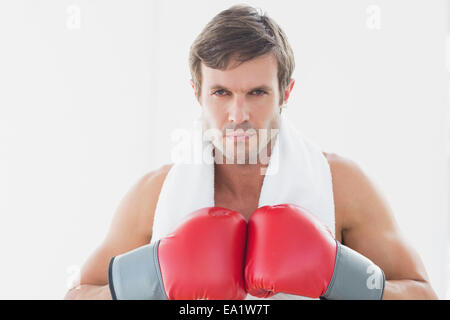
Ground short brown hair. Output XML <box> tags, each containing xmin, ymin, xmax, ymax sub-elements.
<box><xmin>189</xmin><ymin>4</ymin><xmax>295</xmax><ymax>105</ymax></box>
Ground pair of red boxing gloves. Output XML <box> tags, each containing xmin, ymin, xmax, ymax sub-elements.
<box><xmin>108</xmin><ymin>204</ymin><xmax>385</xmax><ymax>300</ymax></box>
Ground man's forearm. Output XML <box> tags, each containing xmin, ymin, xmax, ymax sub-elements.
<box><xmin>382</xmin><ymin>280</ymin><xmax>438</xmax><ymax>300</ymax></box>
<box><xmin>64</xmin><ymin>284</ymin><xmax>112</xmax><ymax>300</ymax></box>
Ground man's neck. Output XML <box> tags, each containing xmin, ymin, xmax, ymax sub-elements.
<box><xmin>213</xmin><ymin>141</ymin><xmax>274</xmax><ymax>199</ymax></box>
<box><xmin>214</xmin><ymin>162</ymin><xmax>266</xmax><ymax>199</ymax></box>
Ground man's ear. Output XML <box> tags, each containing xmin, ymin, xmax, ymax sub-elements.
<box><xmin>190</xmin><ymin>79</ymin><xmax>197</xmax><ymax>98</ymax></box>
<box><xmin>190</xmin><ymin>79</ymin><xmax>203</xmax><ymax>106</ymax></box>
<box><xmin>282</xmin><ymin>78</ymin><xmax>295</xmax><ymax>104</ymax></box>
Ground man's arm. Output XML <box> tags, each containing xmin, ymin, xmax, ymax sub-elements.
<box><xmin>64</xmin><ymin>284</ymin><xmax>111</xmax><ymax>300</ymax></box>
<box><xmin>64</xmin><ymin>165</ymin><xmax>171</xmax><ymax>300</ymax></box>
<box><xmin>327</xmin><ymin>153</ymin><xmax>438</xmax><ymax>300</ymax></box>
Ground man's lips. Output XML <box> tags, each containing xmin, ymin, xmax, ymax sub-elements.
<box><xmin>227</xmin><ymin>135</ymin><xmax>249</xmax><ymax>141</ymax></box>
<box><xmin>225</xmin><ymin>131</ymin><xmax>257</xmax><ymax>141</ymax></box>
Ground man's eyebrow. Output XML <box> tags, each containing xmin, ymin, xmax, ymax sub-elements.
<box><xmin>208</xmin><ymin>84</ymin><xmax>273</xmax><ymax>92</ymax></box>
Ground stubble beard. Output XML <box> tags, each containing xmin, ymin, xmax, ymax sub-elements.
<box><xmin>202</xmin><ymin>115</ymin><xmax>280</xmax><ymax>166</ymax></box>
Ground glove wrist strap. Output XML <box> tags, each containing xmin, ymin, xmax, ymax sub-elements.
<box><xmin>322</xmin><ymin>241</ymin><xmax>385</xmax><ymax>300</ymax></box>
<box><xmin>108</xmin><ymin>240</ymin><xmax>168</xmax><ymax>300</ymax></box>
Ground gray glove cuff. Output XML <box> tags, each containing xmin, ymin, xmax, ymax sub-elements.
<box><xmin>322</xmin><ymin>241</ymin><xmax>385</xmax><ymax>300</ymax></box>
<box><xmin>108</xmin><ymin>240</ymin><xmax>168</xmax><ymax>300</ymax></box>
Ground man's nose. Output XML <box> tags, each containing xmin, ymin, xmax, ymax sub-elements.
<box><xmin>228</xmin><ymin>96</ymin><xmax>249</xmax><ymax>124</ymax></box>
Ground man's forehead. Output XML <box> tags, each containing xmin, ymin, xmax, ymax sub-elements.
<box><xmin>201</xmin><ymin>54</ymin><xmax>278</xmax><ymax>89</ymax></box>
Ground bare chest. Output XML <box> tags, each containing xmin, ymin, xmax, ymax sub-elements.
<box><xmin>214</xmin><ymin>192</ymin><xmax>259</xmax><ymax>222</ymax></box>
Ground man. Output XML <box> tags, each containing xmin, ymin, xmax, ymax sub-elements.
<box><xmin>64</xmin><ymin>5</ymin><xmax>437</xmax><ymax>300</ymax></box>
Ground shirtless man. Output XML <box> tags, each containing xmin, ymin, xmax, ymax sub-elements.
<box><xmin>64</xmin><ymin>5</ymin><xmax>437</xmax><ymax>300</ymax></box>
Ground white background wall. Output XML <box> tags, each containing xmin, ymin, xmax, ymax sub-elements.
<box><xmin>0</xmin><ymin>0</ymin><xmax>448</xmax><ymax>299</ymax></box>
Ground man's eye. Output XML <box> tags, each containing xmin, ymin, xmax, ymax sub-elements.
<box><xmin>212</xmin><ymin>89</ymin><xmax>265</xmax><ymax>96</ymax></box>
<box><xmin>251</xmin><ymin>89</ymin><xmax>266</xmax><ymax>96</ymax></box>
<box><xmin>213</xmin><ymin>89</ymin><xmax>228</xmax><ymax>96</ymax></box>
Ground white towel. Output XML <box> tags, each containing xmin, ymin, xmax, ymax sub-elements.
<box><xmin>150</xmin><ymin>113</ymin><xmax>335</xmax><ymax>300</ymax></box>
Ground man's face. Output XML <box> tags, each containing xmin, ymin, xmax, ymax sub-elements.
<box><xmin>196</xmin><ymin>53</ymin><xmax>290</xmax><ymax>164</ymax></box>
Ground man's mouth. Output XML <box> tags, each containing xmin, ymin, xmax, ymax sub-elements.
<box><xmin>225</xmin><ymin>130</ymin><xmax>257</xmax><ymax>142</ymax></box>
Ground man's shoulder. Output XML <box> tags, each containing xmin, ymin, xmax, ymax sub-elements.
<box><xmin>130</xmin><ymin>163</ymin><xmax>174</xmax><ymax>234</ymax></box>
<box><xmin>323</xmin><ymin>151</ymin><xmax>393</xmax><ymax>231</ymax></box>
<box><xmin>137</xmin><ymin>163</ymin><xmax>174</xmax><ymax>202</ymax></box>
<box><xmin>143</xmin><ymin>163</ymin><xmax>174</xmax><ymax>188</ymax></box>
<box><xmin>322</xmin><ymin>151</ymin><xmax>366</xmax><ymax>186</ymax></box>
<box><xmin>322</xmin><ymin>152</ymin><xmax>375</xmax><ymax>232</ymax></box>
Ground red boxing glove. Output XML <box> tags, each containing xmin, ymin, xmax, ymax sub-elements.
<box><xmin>109</xmin><ymin>207</ymin><xmax>247</xmax><ymax>300</ymax></box>
<box><xmin>159</xmin><ymin>207</ymin><xmax>247</xmax><ymax>299</ymax></box>
<box><xmin>245</xmin><ymin>204</ymin><xmax>385</xmax><ymax>300</ymax></box>
<box><xmin>245</xmin><ymin>204</ymin><xmax>336</xmax><ymax>298</ymax></box>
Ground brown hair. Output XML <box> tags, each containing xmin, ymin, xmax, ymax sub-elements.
<box><xmin>189</xmin><ymin>4</ymin><xmax>295</xmax><ymax>105</ymax></box>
